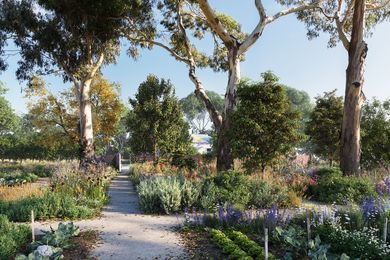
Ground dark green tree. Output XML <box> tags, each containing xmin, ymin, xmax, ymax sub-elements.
<box><xmin>305</xmin><ymin>90</ymin><xmax>343</xmax><ymax>166</ymax></box>
<box><xmin>361</xmin><ymin>98</ymin><xmax>390</xmax><ymax>171</ymax></box>
<box><xmin>284</xmin><ymin>86</ymin><xmax>313</xmax><ymax>130</ymax></box>
<box><xmin>127</xmin><ymin>75</ymin><xmax>192</xmax><ymax>160</ymax></box>
<box><xmin>180</xmin><ymin>90</ymin><xmax>224</xmax><ymax>134</ymax></box>
<box><xmin>0</xmin><ymin>0</ymin><xmax>154</xmax><ymax>168</ymax></box>
<box><xmin>0</xmin><ymin>82</ymin><xmax>19</xmax><ymax>133</ymax></box>
<box><xmin>230</xmin><ymin>72</ymin><xmax>302</xmax><ymax>172</ymax></box>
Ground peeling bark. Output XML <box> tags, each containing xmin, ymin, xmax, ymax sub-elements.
<box><xmin>340</xmin><ymin>0</ymin><xmax>367</xmax><ymax>175</ymax></box>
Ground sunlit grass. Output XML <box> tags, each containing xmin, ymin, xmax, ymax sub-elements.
<box><xmin>0</xmin><ymin>184</ymin><xmax>43</xmax><ymax>201</ymax></box>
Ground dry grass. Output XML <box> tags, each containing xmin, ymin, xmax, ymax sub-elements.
<box><xmin>0</xmin><ymin>184</ymin><xmax>43</xmax><ymax>201</ymax></box>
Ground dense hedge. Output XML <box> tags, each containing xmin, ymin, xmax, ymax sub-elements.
<box><xmin>307</xmin><ymin>168</ymin><xmax>377</xmax><ymax>204</ymax></box>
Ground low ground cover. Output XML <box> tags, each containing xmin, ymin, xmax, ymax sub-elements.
<box><xmin>0</xmin><ymin>161</ymin><xmax>56</xmax><ymax>187</ymax></box>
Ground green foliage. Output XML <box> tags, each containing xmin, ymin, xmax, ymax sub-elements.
<box><xmin>199</xmin><ymin>179</ymin><xmax>218</xmax><ymax>211</ymax></box>
<box><xmin>305</xmin><ymin>90</ymin><xmax>343</xmax><ymax>164</ymax></box>
<box><xmin>16</xmin><ymin>222</ymin><xmax>80</xmax><ymax>260</ymax></box>
<box><xmin>0</xmin><ymin>82</ymin><xmax>19</xmax><ymax>133</ymax></box>
<box><xmin>209</xmin><ymin>229</ymin><xmax>251</xmax><ymax>260</ymax></box>
<box><xmin>314</xmin><ymin>224</ymin><xmax>390</xmax><ymax>259</ymax></box>
<box><xmin>180</xmin><ymin>90</ymin><xmax>224</xmax><ymax>134</ymax></box>
<box><xmin>138</xmin><ymin>177</ymin><xmax>182</xmax><ymax>214</ymax></box>
<box><xmin>127</xmin><ymin>75</ymin><xmax>192</xmax><ymax>160</ymax></box>
<box><xmin>292</xmin><ymin>0</ymin><xmax>390</xmax><ymax>48</ymax></box>
<box><xmin>36</xmin><ymin>222</ymin><xmax>79</xmax><ymax>249</ymax></box>
<box><xmin>0</xmin><ymin>191</ymin><xmax>95</xmax><ymax>222</ymax></box>
<box><xmin>308</xmin><ymin>168</ymin><xmax>377</xmax><ymax>204</ymax></box>
<box><xmin>230</xmin><ymin>72</ymin><xmax>302</xmax><ymax>172</ymax></box>
<box><xmin>0</xmin><ymin>172</ymin><xmax>38</xmax><ymax>186</ymax></box>
<box><xmin>0</xmin><ymin>214</ymin><xmax>31</xmax><ymax>259</ymax></box>
<box><xmin>249</xmin><ymin>179</ymin><xmax>290</xmax><ymax>208</ymax></box>
<box><xmin>226</xmin><ymin>230</ymin><xmax>276</xmax><ymax>259</ymax></box>
<box><xmin>361</xmin><ymin>98</ymin><xmax>390</xmax><ymax>170</ymax></box>
<box><xmin>213</xmin><ymin>171</ymin><xmax>251</xmax><ymax>209</ymax></box>
<box><xmin>181</xmin><ymin>180</ymin><xmax>201</xmax><ymax>209</ymax></box>
<box><xmin>0</xmin><ymin>0</ymin><xmax>154</xmax><ymax>81</ymax></box>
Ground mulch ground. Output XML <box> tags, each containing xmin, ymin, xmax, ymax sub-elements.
<box><xmin>179</xmin><ymin>228</ymin><xmax>224</xmax><ymax>259</ymax></box>
<box><xmin>63</xmin><ymin>230</ymin><xmax>99</xmax><ymax>260</ymax></box>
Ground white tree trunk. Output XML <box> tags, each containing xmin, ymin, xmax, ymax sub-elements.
<box><xmin>78</xmin><ymin>78</ymin><xmax>95</xmax><ymax>168</ymax></box>
<box><xmin>216</xmin><ymin>48</ymin><xmax>240</xmax><ymax>171</ymax></box>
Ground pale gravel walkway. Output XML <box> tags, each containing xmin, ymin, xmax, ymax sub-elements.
<box><xmin>35</xmin><ymin>165</ymin><xmax>187</xmax><ymax>260</ymax></box>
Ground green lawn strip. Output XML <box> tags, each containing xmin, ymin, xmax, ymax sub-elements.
<box><xmin>226</xmin><ymin>230</ymin><xmax>277</xmax><ymax>260</ymax></box>
<box><xmin>209</xmin><ymin>228</ymin><xmax>252</xmax><ymax>259</ymax></box>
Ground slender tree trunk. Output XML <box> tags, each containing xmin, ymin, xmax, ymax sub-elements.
<box><xmin>78</xmin><ymin>79</ymin><xmax>95</xmax><ymax>169</ymax></box>
<box><xmin>216</xmin><ymin>48</ymin><xmax>240</xmax><ymax>171</ymax></box>
<box><xmin>340</xmin><ymin>0</ymin><xmax>367</xmax><ymax>175</ymax></box>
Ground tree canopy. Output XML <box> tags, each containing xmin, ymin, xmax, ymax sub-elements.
<box><xmin>230</xmin><ymin>72</ymin><xmax>302</xmax><ymax>172</ymax></box>
<box><xmin>127</xmin><ymin>75</ymin><xmax>192</xmax><ymax>160</ymax></box>
<box><xmin>305</xmin><ymin>90</ymin><xmax>343</xmax><ymax>165</ymax></box>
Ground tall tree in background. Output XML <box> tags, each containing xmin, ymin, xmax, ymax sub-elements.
<box><xmin>0</xmin><ymin>0</ymin><xmax>153</xmax><ymax>168</ymax></box>
<box><xmin>180</xmin><ymin>91</ymin><xmax>224</xmax><ymax>134</ymax></box>
<box><xmin>290</xmin><ymin>0</ymin><xmax>390</xmax><ymax>174</ymax></box>
<box><xmin>25</xmin><ymin>75</ymin><xmax>124</xmax><ymax>155</ymax></box>
<box><xmin>230</xmin><ymin>72</ymin><xmax>302</xmax><ymax>172</ymax></box>
<box><xmin>122</xmin><ymin>0</ymin><xmax>320</xmax><ymax>171</ymax></box>
<box><xmin>361</xmin><ymin>98</ymin><xmax>390</xmax><ymax>171</ymax></box>
<box><xmin>306</xmin><ymin>90</ymin><xmax>344</xmax><ymax>166</ymax></box>
<box><xmin>0</xmin><ymin>82</ymin><xmax>18</xmax><ymax>133</ymax></box>
<box><xmin>127</xmin><ymin>75</ymin><xmax>192</xmax><ymax>160</ymax></box>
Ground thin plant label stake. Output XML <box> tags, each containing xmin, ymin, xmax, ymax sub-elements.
<box><xmin>31</xmin><ymin>209</ymin><xmax>35</xmax><ymax>242</ymax></box>
<box><xmin>264</xmin><ymin>227</ymin><xmax>269</xmax><ymax>260</ymax></box>
<box><xmin>307</xmin><ymin>209</ymin><xmax>311</xmax><ymax>242</ymax></box>
<box><xmin>384</xmin><ymin>216</ymin><xmax>388</xmax><ymax>244</ymax></box>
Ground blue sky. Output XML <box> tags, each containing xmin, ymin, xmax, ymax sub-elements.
<box><xmin>1</xmin><ymin>1</ymin><xmax>390</xmax><ymax>114</ymax></box>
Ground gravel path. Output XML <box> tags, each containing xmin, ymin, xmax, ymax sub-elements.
<box><xmin>35</xmin><ymin>165</ymin><xmax>187</xmax><ymax>260</ymax></box>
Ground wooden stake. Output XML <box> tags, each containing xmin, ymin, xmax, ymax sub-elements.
<box><xmin>31</xmin><ymin>209</ymin><xmax>35</xmax><ymax>242</ymax></box>
<box><xmin>384</xmin><ymin>217</ymin><xmax>388</xmax><ymax>244</ymax></box>
<box><xmin>264</xmin><ymin>227</ymin><xmax>268</xmax><ymax>260</ymax></box>
<box><xmin>306</xmin><ymin>209</ymin><xmax>311</xmax><ymax>242</ymax></box>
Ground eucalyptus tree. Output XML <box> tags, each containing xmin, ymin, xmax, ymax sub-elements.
<box><xmin>0</xmin><ymin>0</ymin><xmax>153</xmax><ymax>168</ymax></box>
<box><xmin>121</xmin><ymin>0</ymin><xmax>321</xmax><ymax>171</ymax></box>
<box><xmin>288</xmin><ymin>0</ymin><xmax>390</xmax><ymax>174</ymax></box>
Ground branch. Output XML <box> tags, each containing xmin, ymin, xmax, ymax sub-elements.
<box><xmin>90</xmin><ymin>53</ymin><xmax>104</xmax><ymax>78</ymax></box>
<box><xmin>335</xmin><ymin>17</ymin><xmax>350</xmax><ymax>50</ymax></box>
<box><xmin>197</xmin><ymin>0</ymin><xmax>235</xmax><ymax>47</ymax></box>
<box><xmin>239</xmin><ymin>0</ymin><xmax>322</xmax><ymax>55</ymax></box>
<box><xmin>336</xmin><ymin>0</ymin><xmax>351</xmax><ymax>50</ymax></box>
<box><xmin>367</xmin><ymin>0</ymin><xmax>390</xmax><ymax>10</ymax></box>
<box><xmin>177</xmin><ymin>1</ymin><xmax>222</xmax><ymax>131</ymax></box>
<box><xmin>266</xmin><ymin>0</ymin><xmax>322</xmax><ymax>24</ymax></box>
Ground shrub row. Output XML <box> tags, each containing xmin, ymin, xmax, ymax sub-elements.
<box><xmin>307</xmin><ymin>168</ymin><xmax>377</xmax><ymax>204</ymax></box>
<box><xmin>136</xmin><ymin>170</ymin><xmax>294</xmax><ymax>214</ymax></box>
<box><xmin>226</xmin><ymin>230</ymin><xmax>276</xmax><ymax>259</ymax></box>
<box><xmin>209</xmin><ymin>229</ymin><xmax>252</xmax><ymax>259</ymax></box>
